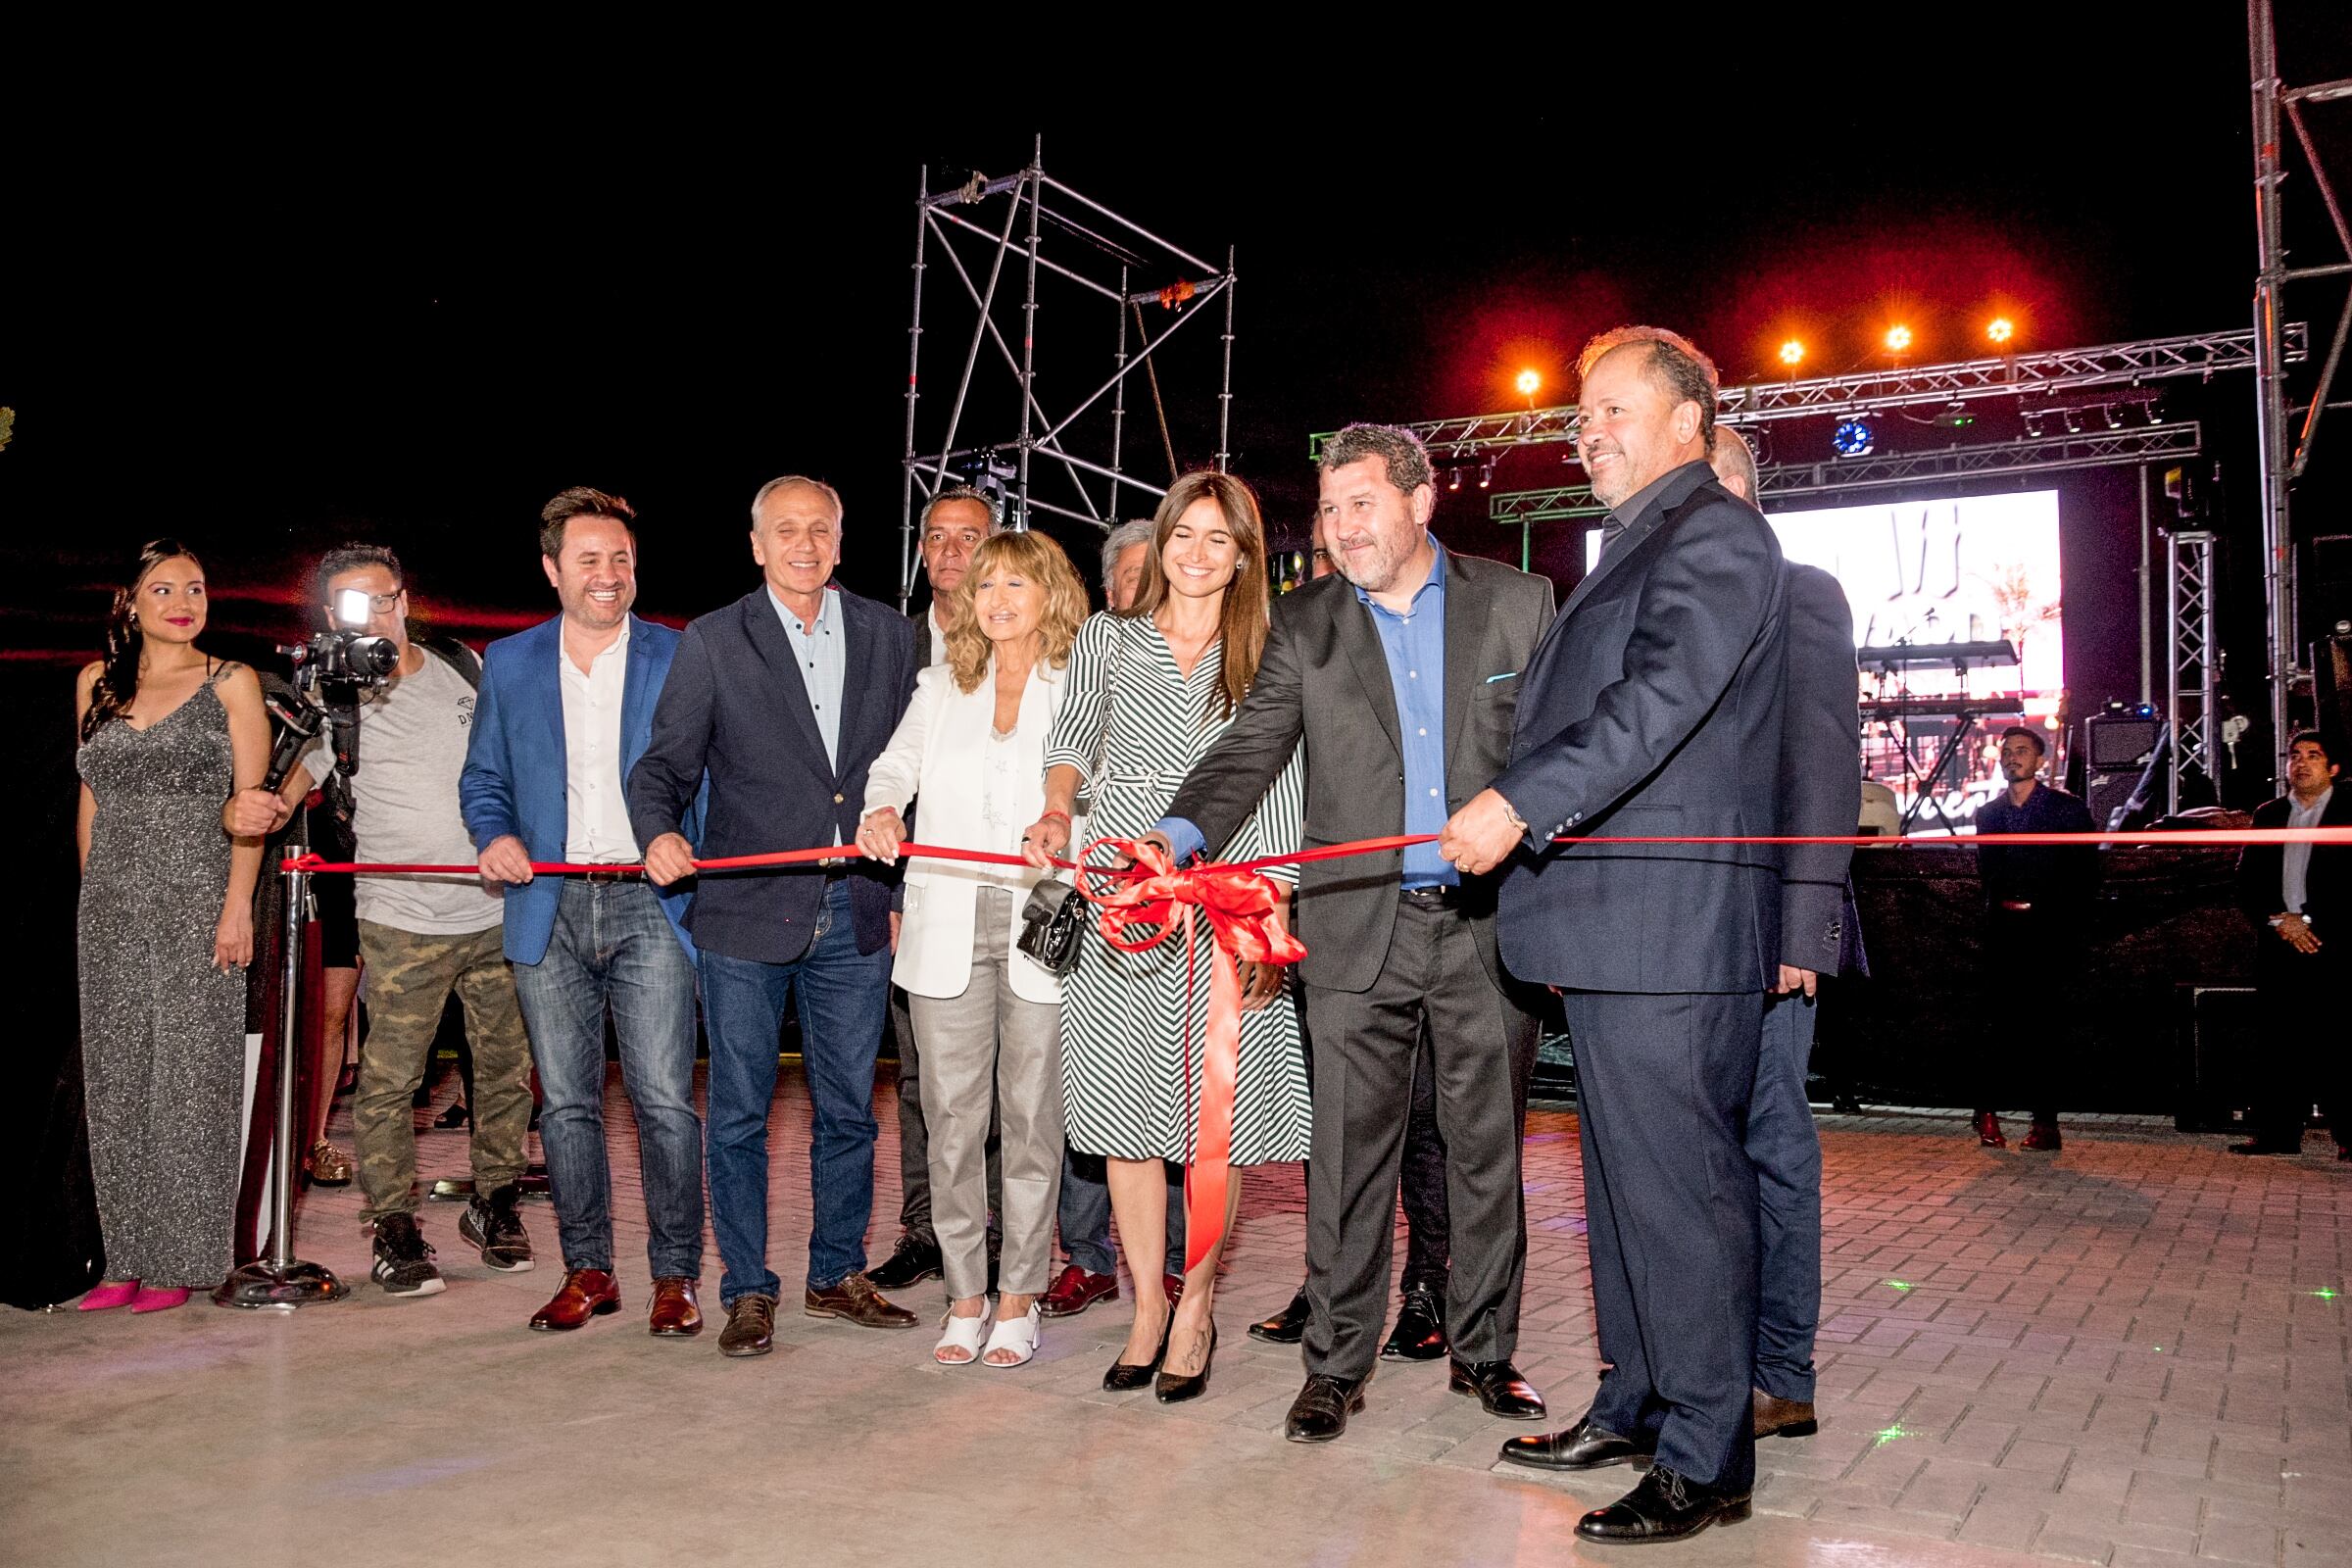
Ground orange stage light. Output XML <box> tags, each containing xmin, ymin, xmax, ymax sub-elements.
<box><xmin>1515</xmin><ymin>368</ymin><xmax>1542</xmax><ymax>398</ymax></box>
<box><xmin>1778</xmin><ymin>339</ymin><xmax>1805</xmax><ymax>368</ymax></box>
<box><xmin>1986</xmin><ymin>317</ymin><xmax>2016</xmax><ymax>346</ymax></box>
<box><xmin>1884</xmin><ymin>324</ymin><xmax>1914</xmax><ymax>354</ymax></box>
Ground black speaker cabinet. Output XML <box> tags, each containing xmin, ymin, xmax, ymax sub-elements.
<box><xmin>2084</xmin><ymin>713</ymin><xmax>2164</xmax><ymax>771</ymax></box>
<box><xmin>2317</xmin><ymin>631</ymin><xmax>2352</xmax><ymax>763</ymax></box>
<box><xmin>2174</xmin><ymin>984</ymin><xmax>2258</xmax><ymax>1133</ymax></box>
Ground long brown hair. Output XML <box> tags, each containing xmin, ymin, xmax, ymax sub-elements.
<box><xmin>943</xmin><ymin>530</ymin><xmax>1088</xmax><ymax>694</ymax></box>
<box><xmin>82</xmin><ymin>538</ymin><xmax>203</xmax><ymax>742</ymax></box>
<box><xmin>1127</xmin><ymin>471</ymin><xmax>1270</xmax><ymax>718</ymax></box>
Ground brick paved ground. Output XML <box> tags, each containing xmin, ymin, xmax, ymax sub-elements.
<box><xmin>8</xmin><ymin>1066</ymin><xmax>2348</xmax><ymax>1567</ymax></box>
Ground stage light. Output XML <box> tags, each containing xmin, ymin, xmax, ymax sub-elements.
<box><xmin>2022</xmin><ymin>409</ymin><xmax>2044</xmax><ymax>439</ymax></box>
<box><xmin>1778</xmin><ymin>339</ymin><xmax>1805</xmax><ymax>368</ymax></box>
<box><xmin>1986</xmin><ymin>317</ymin><xmax>2015</xmax><ymax>346</ymax></box>
<box><xmin>1515</xmin><ymin>368</ymin><xmax>1542</xmax><ymax>398</ymax></box>
<box><xmin>2063</xmin><ymin>409</ymin><xmax>2082</xmax><ymax>434</ymax></box>
<box><xmin>1446</xmin><ymin>467</ymin><xmax>1462</xmax><ymax>492</ymax></box>
<box><xmin>1832</xmin><ymin>417</ymin><xmax>1875</xmax><ymax>458</ymax></box>
<box><xmin>1477</xmin><ymin>458</ymin><xmax>1495</xmax><ymax>490</ymax></box>
<box><xmin>1884</xmin><ymin>324</ymin><xmax>1914</xmax><ymax>354</ymax></box>
<box><xmin>2103</xmin><ymin>405</ymin><xmax>2123</xmax><ymax>430</ymax></box>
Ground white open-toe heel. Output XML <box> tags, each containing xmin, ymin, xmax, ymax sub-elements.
<box><xmin>936</xmin><ymin>1308</ymin><xmax>991</xmax><ymax>1366</ymax></box>
<box><xmin>981</xmin><ymin>1302</ymin><xmax>1042</xmax><ymax>1368</ymax></box>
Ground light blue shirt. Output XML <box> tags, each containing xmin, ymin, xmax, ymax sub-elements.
<box><xmin>2284</xmin><ymin>784</ymin><xmax>2331</xmax><ymax>917</ymax></box>
<box><xmin>1356</xmin><ymin>543</ymin><xmax>1453</xmax><ymax>888</ymax></box>
<box><xmin>770</xmin><ymin>585</ymin><xmax>845</xmax><ymax>770</ymax></box>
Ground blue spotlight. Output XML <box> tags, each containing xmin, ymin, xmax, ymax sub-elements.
<box><xmin>1832</xmin><ymin>417</ymin><xmax>1876</xmax><ymax>458</ymax></box>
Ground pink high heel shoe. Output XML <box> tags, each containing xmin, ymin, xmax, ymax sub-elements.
<box><xmin>77</xmin><ymin>1280</ymin><xmax>141</xmax><ymax>1311</ymax></box>
<box><xmin>129</xmin><ymin>1287</ymin><xmax>191</xmax><ymax>1314</ymax></box>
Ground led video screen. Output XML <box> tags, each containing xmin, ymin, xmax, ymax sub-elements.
<box><xmin>1584</xmin><ymin>489</ymin><xmax>2065</xmax><ymax>830</ymax></box>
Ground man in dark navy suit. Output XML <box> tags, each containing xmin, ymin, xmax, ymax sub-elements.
<box><xmin>629</xmin><ymin>475</ymin><xmax>920</xmax><ymax>1357</ymax></box>
<box><xmin>1443</xmin><ymin>327</ymin><xmax>1788</xmax><ymax>1544</ymax></box>
<box><xmin>462</xmin><ymin>486</ymin><xmax>708</xmax><ymax>1340</ymax></box>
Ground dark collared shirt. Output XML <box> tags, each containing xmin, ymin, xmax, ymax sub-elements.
<box><xmin>1974</xmin><ymin>781</ymin><xmax>2097</xmax><ymax>912</ymax></box>
<box><xmin>1594</xmin><ymin>461</ymin><xmax>1707</xmax><ymax>560</ymax></box>
<box><xmin>1355</xmin><ymin>542</ymin><xmax>1453</xmax><ymax>889</ymax></box>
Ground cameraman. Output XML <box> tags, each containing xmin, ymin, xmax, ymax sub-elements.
<box><xmin>227</xmin><ymin>545</ymin><xmax>534</xmax><ymax>1298</ymax></box>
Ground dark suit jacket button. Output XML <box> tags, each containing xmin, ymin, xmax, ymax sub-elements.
<box><xmin>833</xmin><ymin>793</ymin><xmax>844</xmax><ymax>804</ymax></box>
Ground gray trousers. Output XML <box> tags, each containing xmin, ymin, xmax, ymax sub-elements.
<box><xmin>906</xmin><ymin>888</ymin><xmax>1064</xmax><ymax>1300</ymax></box>
<box><xmin>892</xmin><ymin>987</ymin><xmax>1000</xmax><ymax>1241</ymax></box>
<box><xmin>1300</xmin><ymin>897</ymin><xmax>1538</xmax><ymax>1379</ymax></box>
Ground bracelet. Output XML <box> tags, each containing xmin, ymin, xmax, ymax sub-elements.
<box><xmin>1497</xmin><ymin>796</ymin><xmax>1530</xmax><ymax>832</ymax></box>
<box><xmin>1041</xmin><ymin>809</ymin><xmax>1071</xmax><ymax>825</ymax></box>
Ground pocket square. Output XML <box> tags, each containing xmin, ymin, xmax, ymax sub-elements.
<box><xmin>1484</xmin><ymin>671</ymin><xmax>1521</xmax><ymax>684</ymax></box>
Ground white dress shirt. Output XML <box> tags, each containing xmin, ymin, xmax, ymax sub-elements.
<box><xmin>2283</xmin><ymin>784</ymin><xmax>2332</xmax><ymax>918</ymax></box>
<box><xmin>560</xmin><ymin>618</ymin><xmax>640</xmax><ymax>863</ymax></box>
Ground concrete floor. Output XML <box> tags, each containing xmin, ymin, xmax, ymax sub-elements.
<box><xmin>4</xmin><ymin>1069</ymin><xmax>2347</xmax><ymax>1568</ymax></box>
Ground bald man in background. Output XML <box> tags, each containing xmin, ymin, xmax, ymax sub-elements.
<box><xmin>1711</xmin><ymin>424</ymin><xmax>1859</xmax><ymax>1443</ymax></box>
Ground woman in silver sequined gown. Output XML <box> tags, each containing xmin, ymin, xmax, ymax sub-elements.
<box><xmin>74</xmin><ymin>541</ymin><xmax>270</xmax><ymax>1301</ymax></box>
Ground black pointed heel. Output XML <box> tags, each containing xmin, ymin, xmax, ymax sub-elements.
<box><xmin>1103</xmin><ymin>1308</ymin><xmax>1176</xmax><ymax>1392</ymax></box>
<box><xmin>1155</xmin><ymin>1319</ymin><xmax>1217</xmax><ymax>1404</ymax></box>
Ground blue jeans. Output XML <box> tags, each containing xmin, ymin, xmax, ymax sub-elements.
<box><xmin>1748</xmin><ymin>988</ymin><xmax>1823</xmax><ymax>1402</ymax></box>
<box><xmin>511</xmin><ymin>878</ymin><xmax>704</xmax><ymax>1280</ymax></box>
<box><xmin>1057</xmin><ymin>1149</ymin><xmax>1184</xmax><ymax>1278</ymax></box>
<box><xmin>699</xmin><ymin>881</ymin><xmax>893</xmax><ymax>1304</ymax></box>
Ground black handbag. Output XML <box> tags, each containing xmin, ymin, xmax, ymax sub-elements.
<box><xmin>1016</xmin><ymin>877</ymin><xmax>1087</xmax><ymax>976</ymax></box>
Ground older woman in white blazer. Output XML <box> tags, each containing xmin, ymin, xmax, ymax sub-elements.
<box><xmin>857</xmin><ymin>530</ymin><xmax>1090</xmax><ymax>1368</ymax></box>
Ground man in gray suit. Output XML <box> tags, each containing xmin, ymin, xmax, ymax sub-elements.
<box><xmin>1154</xmin><ymin>423</ymin><xmax>1553</xmax><ymax>1445</ymax></box>
<box><xmin>1444</xmin><ymin>327</ymin><xmax>1788</xmax><ymax>1544</ymax></box>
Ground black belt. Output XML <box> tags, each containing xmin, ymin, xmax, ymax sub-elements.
<box><xmin>1398</xmin><ymin>885</ymin><xmax>1460</xmax><ymax>911</ymax></box>
<box><xmin>579</xmin><ymin>867</ymin><xmax>643</xmax><ymax>884</ymax></box>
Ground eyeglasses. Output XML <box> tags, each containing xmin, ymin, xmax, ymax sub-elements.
<box><xmin>332</xmin><ymin>591</ymin><xmax>404</xmax><ymax>613</ymax></box>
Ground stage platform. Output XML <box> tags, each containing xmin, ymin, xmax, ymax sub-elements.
<box><xmin>5</xmin><ymin>1068</ymin><xmax>2346</xmax><ymax>1567</ymax></box>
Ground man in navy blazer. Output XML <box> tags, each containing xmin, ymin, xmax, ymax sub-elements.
<box><xmin>1444</xmin><ymin>327</ymin><xmax>1788</xmax><ymax>1545</ymax></box>
<box><xmin>629</xmin><ymin>474</ymin><xmax>921</xmax><ymax>1355</ymax></box>
<box><xmin>460</xmin><ymin>488</ymin><xmax>709</xmax><ymax>1341</ymax></box>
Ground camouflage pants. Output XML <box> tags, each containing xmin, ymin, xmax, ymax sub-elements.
<box><xmin>354</xmin><ymin>920</ymin><xmax>533</xmax><ymax>1224</ymax></box>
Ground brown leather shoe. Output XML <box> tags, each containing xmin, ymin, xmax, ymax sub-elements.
<box><xmin>305</xmin><ymin>1141</ymin><xmax>353</xmax><ymax>1188</ymax></box>
<box><xmin>803</xmin><ymin>1271</ymin><xmax>918</xmax><ymax>1330</ymax></box>
<box><xmin>718</xmin><ymin>1293</ymin><xmax>777</xmax><ymax>1357</ymax></box>
<box><xmin>1752</xmin><ymin>1389</ymin><xmax>1819</xmax><ymax>1439</ymax></box>
<box><xmin>648</xmin><ymin>1276</ymin><xmax>703</xmax><ymax>1338</ymax></box>
<box><xmin>529</xmin><ymin>1268</ymin><xmax>620</xmax><ymax>1332</ymax></box>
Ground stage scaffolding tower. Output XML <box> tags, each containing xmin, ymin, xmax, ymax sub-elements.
<box><xmin>2250</xmin><ymin>0</ymin><xmax>2352</xmax><ymax>784</ymax></box>
<box><xmin>2168</xmin><ymin>530</ymin><xmax>2222</xmax><ymax>812</ymax></box>
<box><xmin>898</xmin><ymin>137</ymin><xmax>1237</xmax><ymax>610</ymax></box>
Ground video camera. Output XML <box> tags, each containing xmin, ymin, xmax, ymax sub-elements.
<box><xmin>262</xmin><ymin>586</ymin><xmax>401</xmax><ymax>791</ymax></box>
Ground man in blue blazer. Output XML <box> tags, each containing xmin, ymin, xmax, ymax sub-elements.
<box><xmin>461</xmin><ymin>488</ymin><xmax>708</xmax><ymax>1341</ymax></box>
<box><xmin>629</xmin><ymin>474</ymin><xmax>921</xmax><ymax>1356</ymax></box>
<box><xmin>1443</xmin><ymin>328</ymin><xmax>1788</xmax><ymax>1544</ymax></box>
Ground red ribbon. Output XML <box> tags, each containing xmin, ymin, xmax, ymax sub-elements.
<box><xmin>1072</xmin><ymin>840</ymin><xmax>1306</xmax><ymax>1275</ymax></box>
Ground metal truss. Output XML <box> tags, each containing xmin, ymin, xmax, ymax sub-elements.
<box><xmin>899</xmin><ymin>137</ymin><xmax>1236</xmax><ymax>606</ymax></box>
<box><xmin>1310</xmin><ymin>326</ymin><xmax>2306</xmax><ymax>463</ymax></box>
<box><xmin>1487</xmin><ymin>423</ymin><xmax>2206</xmax><ymax>528</ymax></box>
<box><xmin>2250</xmin><ymin>0</ymin><xmax>2352</xmax><ymax>782</ymax></box>
<box><xmin>2168</xmin><ymin>529</ymin><xmax>2221</xmax><ymax>811</ymax></box>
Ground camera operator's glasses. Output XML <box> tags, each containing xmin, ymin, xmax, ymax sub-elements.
<box><xmin>347</xmin><ymin>592</ymin><xmax>402</xmax><ymax>613</ymax></box>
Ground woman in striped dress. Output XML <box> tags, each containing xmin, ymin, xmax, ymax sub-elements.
<box><xmin>1025</xmin><ymin>470</ymin><xmax>1308</xmax><ymax>1402</ymax></box>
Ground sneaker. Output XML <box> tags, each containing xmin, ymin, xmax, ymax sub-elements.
<box><xmin>371</xmin><ymin>1213</ymin><xmax>446</xmax><ymax>1298</ymax></box>
<box><xmin>459</xmin><ymin>1184</ymin><xmax>536</xmax><ymax>1272</ymax></box>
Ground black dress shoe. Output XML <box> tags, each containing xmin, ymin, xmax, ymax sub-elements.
<box><xmin>1250</xmin><ymin>1286</ymin><xmax>1311</xmax><ymax>1345</ymax></box>
<box><xmin>1103</xmin><ymin>1310</ymin><xmax>1176</xmax><ymax>1392</ymax></box>
<box><xmin>1154</xmin><ymin>1319</ymin><xmax>1216</xmax><ymax>1404</ymax></box>
<box><xmin>2230</xmin><ymin>1139</ymin><xmax>2301</xmax><ymax>1156</ymax></box>
<box><xmin>1381</xmin><ymin>1284</ymin><xmax>1447</xmax><ymax>1361</ymax></box>
<box><xmin>866</xmin><ymin>1231</ymin><xmax>944</xmax><ymax>1291</ymax></box>
<box><xmin>1448</xmin><ymin>1357</ymin><xmax>1546</xmax><ymax>1419</ymax></box>
<box><xmin>1498</xmin><ymin>1415</ymin><xmax>1655</xmax><ymax>1472</ymax></box>
<box><xmin>1575</xmin><ymin>1466</ymin><xmax>1751</xmax><ymax>1544</ymax></box>
<box><xmin>1284</xmin><ymin>1373</ymin><xmax>1368</xmax><ymax>1443</ymax></box>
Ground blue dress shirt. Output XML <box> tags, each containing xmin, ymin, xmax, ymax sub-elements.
<box><xmin>1160</xmin><ymin>540</ymin><xmax>1454</xmax><ymax>887</ymax></box>
<box><xmin>770</xmin><ymin>584</ymin><xmax>845</xmax><ymax>769</ymax></box>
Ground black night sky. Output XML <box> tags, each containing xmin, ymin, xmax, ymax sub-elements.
<box><xmin>4</xmin><ymin>19</ymin><xmax>2350</xmax><ymax>1057</ymax></box>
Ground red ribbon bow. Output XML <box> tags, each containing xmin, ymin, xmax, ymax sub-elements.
<box><xmin>1077</xmin><ymin>840</ymin><xmax>1307</xmax><ymax>1274</ymax></box>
